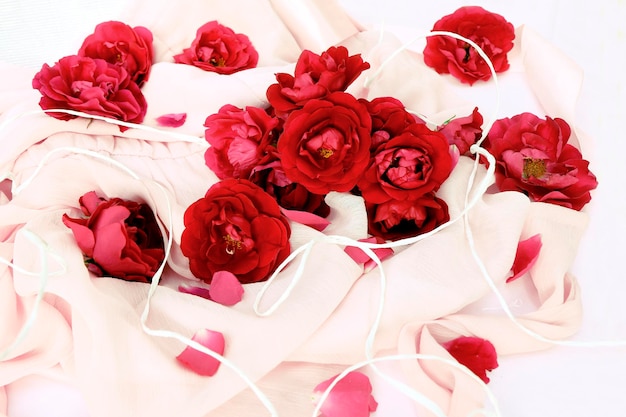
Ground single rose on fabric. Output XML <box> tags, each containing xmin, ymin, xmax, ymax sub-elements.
<box><xmin>278</xmin><ymin>92</ymin><xmax>372</xmax><ymax>194</ymax></box>
<box><xmin>32</xmin><ymin>55</ymin><xmax>147</xmax><ymax>125</ymax></box>
<box><xmin>507</xmin><ymin>234</ymin><xmax>542</xmax><ymax>283</ymax></box>
<box><xmin>443</xmin><ymin>336</ymin><xmax>498</xmax><ymax>383</ymax></box>
<box><xmin>439</xmin><ymin>107</ymin><xmax>484</xmax><ymax>155</ymax></box>
<box><xmin>204</xmin><ymin>104</ymin><xmax>278</xmax><ymax>180</ymax></box>
<box><xmin>357</xmin><ymin>123</ymin><xmax>453</xmax><ymax>204</ymax></box>
<box><xmin>267</xmin><ymin>46</ymin><xmax>370</xmax><ymax>117</ymax></box>
<box><xmin>360</xmin><ymin>96</ymin><xmax>425</xmax><ymax>151</ymax></box>
<box><xmin>180</xmin><ymin>179</ymin><xmax>291</xmax><ymax>284</ymax></box>
<box><xmin>173</xmin><ymin>20</ymin><xmax>258</xmax><ymax>75</ymax></box>
<box><xmin>78</xmin><ymin>20</ymin><xmax>154</xmax><ymax>86</ymax></box>
<box><xmin>482</xmin><ymin>113</ymin><xmax>598</xmax><ymax>210</ymax></box>
<box><xmin>423</xmin><ymin>6</ymin><xmax>515</xmax><ymax>85</ymax></box>
<box><xmin>366</xmin><ymin>194</ymin><xmax>450</xmax><ymax>241</ymax></box>
<box><xmin>61</xmin><ymin>191</ymin><xmax>165</xmax><ymax>283</ymax></box>
<box><xmin>176</xmin><ymin>329</ymin><xmax>225</xmax><ymax>376</ymax></box>
<box><xmin>313</xmin><ymin>371</ymin><xmax>378</xmax><ymax>417</ymax></box>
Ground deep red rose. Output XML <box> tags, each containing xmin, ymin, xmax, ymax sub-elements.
<box><xmin>204</xmin><ymin>105</ymin><xmax>279</xmax><ymax>180</ymax></box>
<box><xmin>482</xmin><ymin>113</ymin><xmax>598</xmax><ymax>210</ymax></box>
<box><xmin>438</xmin><ymin>107</ymin><xmax>484</xmax><ymax>155</ymax></box>
<box><xmin>78</xmin><ymin>21</ymin><xmax>154</xmax><ymax>86</ymax></box>
<box><xmin>62</xmin><ymin>191</ymin><xmax>165</xmax><ymax>283</ymax></box>
<box><xmin>443</xmin><ymin>336</ymin><xmax>499</xmax><ymax>383</ymax></box>
<box><xmin>360</xmin><ymin>96</ymin><xmax>425</xmax><ymax>151</ymax></box>
<box><xmin>367</xmin><ymin>194</ymin><xmax>449</xmax><ymax>241</ymax></box>
<box><xmin>180</xmin><ymin>179</ymin><xmax>291</xmax><ymax>284</ymax></box>
<box><xmin>32</xmin><ymin>55</ymin><xmax>147</xmax><ymax>125</ymax></box>
<box><xmin>277</xmin><ymin>92</ymin><xmax>372</xmax><ymax>195</ymax></box>
<box><xmin>423</xmin><ymin>6</ymin><xmax>515</xmax><ymax>85</ymax></box>
<box><xmin>266</xmin><ymin>46</ymin><xmax>370</xmax><ymax>117</ymax></box>
<box><xmin>357</xmin><ymin>123</ymin><xmax>452</xmax><ymax>204</ymax></box>
<box><xmin>173</xmin><ymin>21</ymin><xmax>258</xmax><ymax>75</ymax></box>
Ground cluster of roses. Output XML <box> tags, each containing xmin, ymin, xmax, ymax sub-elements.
<box><xmin>32</xmin><ymin>20</ymin><xmax>258</xmax><ymax>128</ymax></box>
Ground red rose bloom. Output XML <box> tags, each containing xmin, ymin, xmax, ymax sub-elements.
<box><xmin>173</xmin><ymin>21</ymin><xmax>258</xmax><ymax>75</ymax></box>
<box><xmin>277</xmin><ymin>92</ymin><xmax>372</xmax><ymax>195</ymax></box>
<box><xmin>423</xmin><ymin>6</ymin><xmax>515</xmax><ymax>85</ymax></box>
<box><xmin>367</xmin><ymin>194</ymin><xmax>449</xmax><ymax>241</ymax></box>
<box><xmin>204</xmin><ymin>105</ymin><xmax>279</xmax><ymax>180</ymax></box>
<box><xmin>180</xmin><ymin>179</ymin><xmax>291</xmax><ymax>284</ymax></box>
<box><xmin>78</xmin><ymin>20</ymin><xmax>154</xmax><ymax>86</ymax></box>
<box><xmin>361</xmin><ymin>96</ymin><xmax>425</xmax><ymax>151</ymax></box>
<box><xmin>483</xmin><ymin>113</ymin><xmax>598</xmax><ymax>210</ymax></box>
<box><xmin>266</xmin><ymin>46</ymin><xmax>370</xmax><ymax>117</ymax></box>
<box><xmin>438</xmin><ymin>107</ymin><xmax>484</xmax><ymax>155</ymax></box>
<box><xmin>62</xmin><ymin>191</ymin><xmax>165</xmax><ymax>283</ymax></box>
<box><xmin>32</xmin><ymin>55</ymin><xmax>147</xmax><ymax>124</ymax></box>
<box><xmin>443</xmin><ymin>336</ymin><xmax>498</xmax><ymax>383</ymax></box>
<box><xmin>357</xmin><ymin>123</ymin><xmax>452</xmax><ymax>204</ymax></box>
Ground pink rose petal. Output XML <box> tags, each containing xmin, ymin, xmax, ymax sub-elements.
<box><xmin>344</xmin><ymin>237</ymin><xmax>394</xmax><ymax>272</ymax></box>
<box><xmin>209</xmin><ymin>271</ymin><xmax>244</xmax><ymax>306</ymax></box>
<box><xmin>155</xmin><ymin>113</ymin><xmax>187</xmax><ymax>127</ymax></box>
<box><xmin>280</xmin><ymin>207</ymin><xmax>330</xmax><ymax>231</ymax></box>
<box><xmin>507</xmin><ymin>234</ymin><xmax>542</xmax><ymax>283</ymax></box>
<box><xmin>178</xmin><ymin>283</ymin><xmax>213</xmax><ymax>300</ymax></box>
<box><xmin>313</xmin><ymin>371</ymin><xmax>378</xmax><ymax>417</ymax></box>
<box><xmin>176</xmin><ymin>329</ymin><xmax>225</xmax><ymax>376</ymax></box>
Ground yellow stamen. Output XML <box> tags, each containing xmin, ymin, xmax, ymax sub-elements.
<box><xmin>319</xmin><ymin>148</ymin><xmax>334</xmax><ymax>159</ymax></box>
<box><xmin>223</xmin><ymin>234</ymin><xmax>242</xmax><ymax>254</ymax></box>
<box><xmin>523</xmin><ymin>158</ymin><xmax>547</xmax><ymax>179</ymax></box>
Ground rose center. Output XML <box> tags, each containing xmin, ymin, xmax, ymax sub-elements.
<box><xmin>318</xmin><ymin>148</ymin><xmax>334</xmax><ymax>158</ymax></box>
<box><xmin>71</xmin><ymin>80</ymin><xmax>94</xmax><ymax>95</ymax></box>
<box><xmin>223</xmin><ymin>234</ymin><xmax>243</xmax><ymax>255</ymax></box>
<box><xmin>522</xmin><ymin>158</ymin><xmax>547</xmax><ymax>179</ymax></box>
<box><xmin>210</xmin><ymin>57</ymin><xmax>226</xmax><ymax>67</ymax></box>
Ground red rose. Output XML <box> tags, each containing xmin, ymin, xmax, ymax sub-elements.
<box><xmin>423</xmin><ymin>6</ymin><xmax>515</xmax><ymax>85</ymax></box>
<box><xmin>277</xmin><ymin>92</ymin><xmax>372</xmax><ymax>195</ymax></box>
<box><xmin>357</xmin><ymin>123</ymin><xmax>453</xmax><ymax>204</ymax></box>
<box><xmin>438</xmin><ymin>107</ymin><xmax>484</xmax><ymax>155</ymax></box>
<box><xmin>483</xmin><ymin>113</ymin><xmax>598</xmax><ymax>210</ymax></box>
<box><xmin>180</xmin><ymin>179</ymin><xmax>291</xmax><ymax>284</ymax></box>
<box><xmin>361</xmin><ymin>96</ymin><xmax>425</xmax><ymax>151</ymax></box>
<box><xmin>78</xmin><ymin>21</ymin><xmax>154</xmax><ymax>86</ymax></box>
<box><xmin>173</xmin><ymin>21</ymin><xmax>258</xmax><ymax>75</ymax></box>
<box><xmin>266</xmin><ymin>46</ymin><xmax>370</xmax><ymax>117</ymax></box>
<box><xmin>204</xmin><ymin>105</ymin><xmax>279</xmax><ymax>180</ymax></box>
<box><xmin>367</xmin><ymin>194</ymin><xmax>449</xmax><ymax>241</ymax></box>
<box><xmin>443</xmin><ymin>336</ymin><xmax>498</xmax><ymax>383</ymax></box>
<box><xmin>62</xmin><ymin>191</ymin><xmax>165</xmax><ymax>283</ymax></box>
<box><xmin>32</xmin><ymin>55</ymin><xmax>147</xmax><ymax>125</ymax></box>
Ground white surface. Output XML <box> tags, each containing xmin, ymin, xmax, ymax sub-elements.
<box><xmin>1</xmin><ymin>0</ymin><xmax>625</xmax><ymax>416</ymax></box>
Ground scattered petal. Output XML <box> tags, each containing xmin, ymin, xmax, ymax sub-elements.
<box><xmin>178</xmin><ymin>283</ymin><xmax>212</xmax><ymax>300</ymax></box>
<box><xmin>344</xmin><ymin>237</ymin><xmax>394</xmax><ymax>273</ymax></box>
<box><xmin>209</xmin><ymin>271</ymin><xmax>244</xmax><ymax>306</ymax></box>
<box><xmin>443</xmin><ymin>336</ymin><xmax>498</xmax><ymax>383</ymax></box>
<box><xmin>176</xmin><ymin>329</ymin><xmax>225</xmax><ymax>376</ymax></box>
<box><xmin>507</xmin><ymin>234</ymin><xmax>542</xmax><ymax>283</ymax></box>
<box><xmin>156</xmin><ymin>113</ymin><xmax>187</xmax><ymax>127</ymax></box>
<box><xmin>313</xmin><ymin>371</ymin><xmax>378</xmax><ymax>417</ymax></box>
<box><xmin>281</xmin><ymin>207</ymin><xmax>331</xmax><ymax>231</ymax></box>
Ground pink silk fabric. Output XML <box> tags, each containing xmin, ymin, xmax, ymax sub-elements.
<box><xmin>0</xmin><ymin>1</ymin><xmax>588</xmax><ymax>416</ymax></box>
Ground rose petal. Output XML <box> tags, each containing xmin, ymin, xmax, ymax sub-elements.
<box><xmin>155</xmin><ymin>112</ymin><xmax>187</xmax><ymax>127</ymax></box>
<box><xmin>344</xmin><ymin>237</ymin><xmax>394</xmax><ymax>272</ymax></box>
<box><xmin>443</xmin><ymin>336</ymin><xmax>498</xmax><ymax>383</ymax></box>
<box><xmin>313</xmin><ymin>371</ymin><xmax>378</xmax><ymax>417</ymax></box>
<box><xmin>209</xmin><ymin>270</ymin><xmax>244</xmax><ymax>306</ymax></box>
<box><xmin>178</xmin><ymin>283</ymin><xmax>212</xmax><ymax>300</ymax></box>
<box><xmin>280</xmin><ymin>207</ymin><xmax>331</xmax><ymax>231</ymax></box>
<box><xmin>507</xmin><ymin>234</ymin><xmax>542</xmax><ymax>283</ymax></box>
<box><xmin>176</xmin><ymin>329</ymin><xmax>225</xmax><ymax>376</ymax></box>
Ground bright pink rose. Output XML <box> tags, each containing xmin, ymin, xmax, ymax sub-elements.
<box><xmin>62</xmin><ymin>191</ymin><xmax>165</xmax><ymax>283</ymax></box>
<box><xmin>357</xmin><ymin>123</ymin><xmax>453</xmax><ymax>204</ymax></box>
<box><xmin>367</xmin><ymin>194</ymin><xmax>449</xmax><ymax>241</ymax></box>
<box><xmin>180</xmin><ymin>179</ymin><xmax>291</xmax><ymax>284</ymax></box>
<box><xmin>204</xmin><ymin>105</ymin><xmax>279</xmax><ymax>179</ymax></box>
<box><xmin>278</xmin><ymin>92</ymin><xmax>372</xmax><ymax>194</ymax></box>
<box><xmin>361</xmin><ymin>96</ymin><xmax>425</xmax><ymax>151</ymax></box>
<box><xmin>443</xmin><ymin>336</ymin><xmax>499</xmax><ymax>383</ymax></box>
<box><xmin>483</xmin><ymin>113</ymin><xmax>598</xmax><ymax>210</ymax></box>
<box><xmin>32</xmin><ymin>55</ymin><xmax>147</xmax><ymax>125</ymax></box>
<box><xmin>78</xmin><ymin>21</ymin><xmax>154</xmax><ymax>86</ymax></box>
<box><xmin>423</xmin><ymin>6</ymin><xmax>515</xmax><ymax>85</ymax></box>
<box><xmin>266</xmin><ymin>46</ymin><xmax>370</xmax><ymax>117</ymax></box>
<box><xmin>173</xmin><ymin>21</ymin><xmax>258</xmax><ymax>75</ymax></box>
<box><xmin>438</xmin><ymin>107</ymin><xmax>484</xmax><ymax>155</ymax></box>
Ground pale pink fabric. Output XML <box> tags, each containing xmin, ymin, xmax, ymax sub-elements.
<box><xmin>0</xmin><ymin>2</ymin><xmax>590</xmax><ymax>416</ymax></box>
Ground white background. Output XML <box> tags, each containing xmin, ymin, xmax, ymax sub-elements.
<box><xmin>1</xmin><ymin>0</ymin><xmax>625</xmax><ymax>416</ymax></box>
